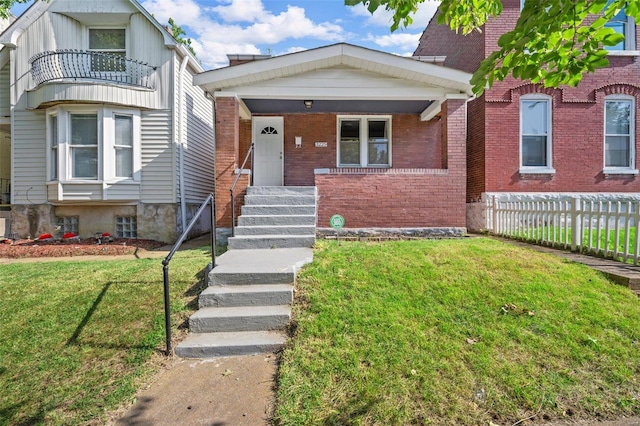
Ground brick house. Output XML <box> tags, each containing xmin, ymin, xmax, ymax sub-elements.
<box><xmin>415</xmin><ymin>0</ymin><xmax>640</xmax><ymax>231</ymax></box>
<box><xmin>194</xmin><ymin>43</ymin><xmax>474</xmax><ymax>244</ymax></box>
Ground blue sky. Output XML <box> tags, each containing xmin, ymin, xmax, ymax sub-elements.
<box><xmin>11</xmin><ymin>0</ymin><xmax>439</xmax><ymax>70</ymax></box>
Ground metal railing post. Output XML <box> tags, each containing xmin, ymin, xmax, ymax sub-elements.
<box><xmin>162</xmin><ymin>264</ymin><xmax>172</xmax><ymax>355</ymax></box>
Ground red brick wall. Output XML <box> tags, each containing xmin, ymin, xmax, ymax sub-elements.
<box><xmin>414</xmin><ymin>11</ymin><xmax>485</xmax><ymax>74</ymax></box>
<box><xmin>214</xmin><ymin>97</ymin><xmax>242</xmax><ymax>227</ymax></box>
<box><xmin>315</xmin><ymin>99</ymin><xmax>467</xmax><ymax>228</ymax></box>
<box><xmin>281</xmin><ymin>113</ymin><xmax>442</xmax><ymax>186</ymax></box>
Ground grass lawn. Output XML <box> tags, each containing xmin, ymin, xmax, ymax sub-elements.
<box><xmin>0</xmin><ymin>247</ymin><xmax>212</xmax><ymax>426</ymax></box>
<box><xmin>275</xmin><ymin>238</ymin><xmax>640</xmax><ymax>425</ymax></box>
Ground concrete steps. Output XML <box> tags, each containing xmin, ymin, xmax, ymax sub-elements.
<box><xmin>175</xmin><ymin>248</ymin><xmax>313</xmax><ymax>358</ymax></box>
<box><xmin>228</xmin><ymin>186</ymin><xmax>317</xmax><ymax>250</ymax></box>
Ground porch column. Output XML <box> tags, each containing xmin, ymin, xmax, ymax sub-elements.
<box><xmin>441</xmin><ymin>98</ymin><xmax>467</xmax><ymax>226</ymax></box>
<box><xmin>214</xmin><ymin>95</ymin><xmax>240</xmax><ymax>228</ymax></box>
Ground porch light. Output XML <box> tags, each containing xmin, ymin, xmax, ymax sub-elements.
<box><xmin>295</xmin><ymin>136</ymin><xmax>302</xmax><ymax>148</ymax></box>
<box><xmin>304</xmin><ymin>100</ymin><xmax>313</xmax><ymax>109</ymax></box>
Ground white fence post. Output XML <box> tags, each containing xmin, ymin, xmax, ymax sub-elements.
<box><xmin>571</xmin><ymin>196</ymin><xmax>582</xmax><ymax>251</ymax></box>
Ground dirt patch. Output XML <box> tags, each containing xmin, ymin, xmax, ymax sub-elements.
<box><xmin>0</xmin><ymin>238</ymin><xmax>166</xmax><ymax>259</ymax></box>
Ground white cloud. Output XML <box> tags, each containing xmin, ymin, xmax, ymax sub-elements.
<box><xmin>368</xmin><ymin>32</ymin><xmax>421</xmax><ymax>51</ymax></box>
<box><xmin>141</xmin><ymin>0</ymin><xmax>202</xmax><ymax>25</ymax></box>
<box><xmin>351</xmin><ymin>1</ymin><xmax>439</xmax><ymax>29</ymax></box>
<box><xmin>143</xmin><ymin>0</ymin><xmax>346</xmax><ymax>69</ymax></box>
<box><xmin>213</xmin><ymin>0</ymin><xmax>266</xmax><ymax>23</ymax></box>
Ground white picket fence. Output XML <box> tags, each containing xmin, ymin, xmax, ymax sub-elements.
<box><xmin>486</xmin><ymin>195</ymin><xmax>640</xmax><ymax>265</ymax></box>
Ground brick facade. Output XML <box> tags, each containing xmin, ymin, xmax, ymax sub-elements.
<box><xmin>314</xmin><ymin>100</ymin><xmax>467</xmax><ymax>228</ymax></box>
<box><xmin>417</xmin><ymin>0</ymin><xmax>640</xmax><ymax>208</ymax></box>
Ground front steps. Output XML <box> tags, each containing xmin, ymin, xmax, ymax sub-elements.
<box><xmin>175</xmin><ymin>248</ymin><xmax>313</xmax><ymax>358</ymax></box>
<box><xmin>228</xmin><ymin>186</ymin><xmax>317</xmax><ymax>250</ymax></box>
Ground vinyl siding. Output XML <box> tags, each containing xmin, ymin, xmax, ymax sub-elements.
<box><xmin>180</xmin><ymin>65</ymin><xmax>215</xmax><ymax>203</ymax></box>
<box><xmin>14</xmin><ymin>2</ymin><xmax>173</xmax><ymax>110</ymax></box>
<box><xmin>12</xmin><ymin>110</ymin><xmax>46</xmax><ymax>204</ymax></box>
<box><xmin>141</xmin><ymin>110</ymin><xmax>175</xmax><ymax>203</ymax></box>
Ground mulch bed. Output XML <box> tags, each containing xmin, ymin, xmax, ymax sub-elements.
<box><xmin>0</xmin><ymin>238</ymin><xmax>166</xmax><ymax>259</ymax></box>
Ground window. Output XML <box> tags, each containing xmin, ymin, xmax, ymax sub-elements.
<box><xmin>604</xmin><ymin>96</ymin><xmax>635</xmax><ymax>172</ymax></box>
<box><xmin>50</xmin><ymin>114</ymin><xmax>58</xmax><ymax>180</ymax></box>
<box><xmin>520</xmin><ymin>95</ymin><xmax>554</xmax><ymax>172</ymax></box>
<box><xmin>70</xmin><ymin>114</ymin><xmax>98</xmax><ymax>179</ymax></box>
<box><xmin>46</xmin><ymin>106</ymin><xmax>141</xmax><ymax>183</ymax></box>
<box><xmin>338</xmin><ymin>116</ymin><xmax>391</xmax><ymax>167</ymax></box>
<box><xmin>89</xmin><ymin>28</ymin><xmax>126</xmax><ymax>72</ymax></box>
<box><xmin>115</xmin><ymin>115</ymin><xmax>133</xmax><ymax>178</ymax></box>
<box><xmin>604</xmin><ymin>1</ymin><xmax>635</xmax><ymax>51</ymax></box>
<box><xmin>116</xmin><ymin>216</ymin><xmax>137</xmax><ymax>238</ymax></box>
<box><xmin>56</xmin><ymin>216</ymin><xmax>79</xmax><ymax>235</ymax></box>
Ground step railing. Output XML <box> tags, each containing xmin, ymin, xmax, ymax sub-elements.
<box><xmin>230</xmin><ymin>143</ymin><xmax>254</xmax><ymax>237</ymax></box>
<box><xmin>162</xmin><ymin>193</ymin><xmax>216</xmax><ymax>355</ymax></box>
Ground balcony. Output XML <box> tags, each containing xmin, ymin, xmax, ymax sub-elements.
<box><xmin>29</xmin><ymin>50</ymin><xmax>157</xmax><ymax>90</ymax></box>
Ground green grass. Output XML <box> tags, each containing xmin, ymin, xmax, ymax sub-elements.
<box><xmin>275</xmin><ymin>238</ymin><xmax>640</xmax><ymax>425</ymax></box>
<box><xmin>0</xmin><ymin>247</ymin><xmax>213</xmax><ymax>425</ymax></box>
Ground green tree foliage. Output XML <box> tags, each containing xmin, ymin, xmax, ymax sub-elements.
<box><xmin>346</xmin><ymin>0</ymin><xmax>636</xmax><ymax>95</ymax></box>
<box><xmin>168</xmin><ymin>17</ymin><xmax>197</xmax><ymax>59</ymax></box>
<box><xmin>0</xmin><ymin>0</ymin><xmax>30</xmax><ymax>19</ymax></box>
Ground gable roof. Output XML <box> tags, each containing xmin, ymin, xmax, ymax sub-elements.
<box><xmin>0</xmin><ymin>0</ymin><xmax>202</xmax><ymax>71</ymax></box>
<box><xmin>194</xmin><ymin>43</ymin><xmax>473</xmax><ymax>97</ymax></box>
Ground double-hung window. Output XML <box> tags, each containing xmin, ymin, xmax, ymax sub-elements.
<box><xmin>89</xmin><ymin>28</ymin><xmax>126</xmax><ymax>72</ymax></box>
<box><xmin>604</xmin><ymin>95</ymin><xmax>636</xmax><ymax>172</ymax></box>
<box><xmin>604</xmin><ymin>0</ymin><xmax>636</xmax><ymax>51</ymax></box>
<box><xmin>520</xmin><ymin>95</ymin><xmax>554</xmax><ymax>173</ymax></box>
<box><xmin>47</xmin><ymin>106</ymin><xmax>141</xmax><ymax>183</ymax></box>
<box><xmin>70</xmin><ymin>113</ymin><xmax>99</xmax><ymax>179</ymax></box>
<box><xmin>338</xmin><ymin>116</ymin><xmax>391</xmax><ymax>167</ymax></box>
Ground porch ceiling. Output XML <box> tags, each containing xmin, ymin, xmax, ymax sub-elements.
<box><xmin>243</xmin><ymin>99</ymin><xmax>432</xmax><ymax>114</ymax></box>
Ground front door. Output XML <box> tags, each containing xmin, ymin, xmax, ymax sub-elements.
<box><xmin>253</xmin><ymin>117</ymin><xmax>284</xmax><ymax>186</ymax></box>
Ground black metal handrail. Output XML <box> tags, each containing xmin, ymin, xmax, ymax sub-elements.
<box><xmin>29</xmin><ymin>50</ymin><xmax>157</xmax><ymax>89</ymax></box>
<box><xmin>230</xmin><ymin>143</ymin><xmax>254</xmax><ymax>237</ymax></box>
<box><xmin>162</xmin><ymin>193</ymin><xmax>216</xmax><ymax>355</ymax></box>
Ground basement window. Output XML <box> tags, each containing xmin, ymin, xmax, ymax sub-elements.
<box><xmin>115</xmin><ymin>216</ymin><xmax>137</xmax><ymax>238</ymax></box>
<box><xmin>56</xmin><ymin>216</ymin><xmax>79</xmax><ymax>235</ymax></box>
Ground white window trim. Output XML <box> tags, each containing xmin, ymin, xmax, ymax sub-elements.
<box><xmin>604</xmin><ymin>3</ymin><xmax>636</xmax><ymax>51</ymax></box>
<box><xmin>336</xmin><ymin>115</ymin><xmax>392</xmax><ymax>168</ymax></box>
<box><xmin>46</xmin><ymin>105</ymin><xmax>141</xmax><ymax>184</ymax></box>
<box><xmin>519</xmin><ymin>94</ymin><xmax>555</xmax><ymax>174</ymax></box>
<box><xmin>603</xmin><ymin>94</ymin><xmax>638</xmax><ymax>175</ymax></box>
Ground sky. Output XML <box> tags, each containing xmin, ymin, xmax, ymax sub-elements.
<box><xmin>10</xmin><ymin>0</ymin><xmax>440</xmax><ymax>70</ymax></box>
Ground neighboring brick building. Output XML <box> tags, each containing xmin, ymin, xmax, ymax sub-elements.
<box><xmin>194</xmin><ymin>43</ymin><xmax>473</xmax><ymax>238</ymax></box>
<box><xmin>415</xmin><ymin>0</ymin><xmax>640</xmax><ymax>230</ymax></box>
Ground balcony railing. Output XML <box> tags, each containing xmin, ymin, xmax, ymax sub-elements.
<box><xmin>29</xmin><ymin>50</ymin><xmax>157</xmax><ymax>90</ymax></box>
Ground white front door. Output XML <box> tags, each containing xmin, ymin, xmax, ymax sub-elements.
<box><xmin>253</xmin><ymin>117</ymin><xmax>284</xmax><ymax>186</ymax></box>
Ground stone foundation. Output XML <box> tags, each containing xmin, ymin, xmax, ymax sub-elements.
<box><xmin>10</xmin><ymin>203</ymin><xmax>186</xmax><ymax>243</ymax></box>
<box><xmin>466</xmin><ymin>202</ymin><xmax>487</xmax><ymax>232</ymax></box>
<box><xmin>317</xmin><ymin>227</ymin><xmax>467</xmax><ymax>239</ymax></box>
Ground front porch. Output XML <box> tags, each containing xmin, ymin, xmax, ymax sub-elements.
<box><xmin>196</xmin><ymin>44</ymin><xmax>473</xmax><ymax>240</ymax></box>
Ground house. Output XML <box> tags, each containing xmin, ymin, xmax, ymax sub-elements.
<box><xmin>0</xmin><ymin>0</ymin><xmax>214</xmax><ymax>243</ymax></box>
<box><xmin>194</xmin><ymin>43</ymin><xmax>474</xmax><ymax>246</ymax></box>
<box><xmin>414</xmin><ymin>0</ymin><xmax>640</xmax><ymax>231</ymax></box>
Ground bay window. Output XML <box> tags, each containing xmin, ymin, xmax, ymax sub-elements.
<box><xmin>47</xmin><ymin>106</ymin><xmax>140</xmax><ymax>183</ymax></box>
<box><xmin>604</xmin><ymin>95</ymin><xmax>636</xmax><ymax>173</ymax></box>
<box><xmin>338</xmin><ymin>116</ymin><xmax>391</xmax><ymax>167</ymax></box>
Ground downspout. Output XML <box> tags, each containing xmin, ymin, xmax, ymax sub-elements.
<box><xmin>177</xmin><ymin>55</ymin><xmax>189</xmax><ymax>233</ymax></box>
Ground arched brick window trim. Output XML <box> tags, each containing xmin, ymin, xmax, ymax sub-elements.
<box><xmin>596</xmin><ymin>83</ymin><xmax>640</xmax><ymax>100</ymax></box>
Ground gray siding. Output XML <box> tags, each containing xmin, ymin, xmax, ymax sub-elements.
<box><xmin>12</xmin><ymin>111</ymin><xmax>46</xmax><ymax>204</ymax></box>
<box><xmin>141</xmin><ymin>110</ymin><xmax>175</xmax><ymax>203</ymax></box>
<box><xmin>181</xmin><ymin>67</ymin><xmax>215</xmax><ymax>203</ymax></box>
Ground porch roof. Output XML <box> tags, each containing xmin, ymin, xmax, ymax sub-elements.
<box><xmin>194</xmin><ymin>43</ymin><xmax>473</xmax><ymax>120</ymax></box>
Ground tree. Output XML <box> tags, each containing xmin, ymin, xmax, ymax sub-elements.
<box><xmin>168</xmin><ymin>17</ymin><xmax>197</xmax><ymax>59</ymax></box>
<box><xmin>346</xmin><ymin>0</ymin><xmax>637</xmax><ymax>95</ymax></box>
<box><xmin>0</xmin><ymin>0</ymin><xmax>31</xmax><ymax>19</ymax></box>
